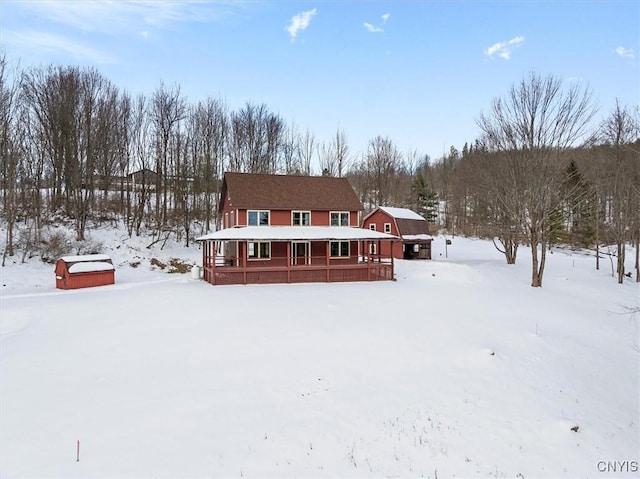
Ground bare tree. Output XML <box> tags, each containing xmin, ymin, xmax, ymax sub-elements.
<box><xmin>477</xmin><ymin>71</ymin><xmax>596</xmax><ymax>286</ymax></box>
<box><xmin>334</xmin><ymin>128</ymin><xmax>350</xmax><ymax>177</ymax></box>
<box><xmin>0</xmin><ymin>53</ymin><xmax>21</xmax><ymax>261</ymax></box>
<box><xmin>189</xmin><ymin>97</ymin><xmax>227</xmax><ymax>232</ymax></box>
<box><xmin>598</xmin><ymin>100</ymin><xmax>640</xmax><ymax>283</ymax></box>
<box><xmin>281</xmin><ymin>122</ymin><xmax>300</xmax><ymax>174</ymax></box>
<box><xmin>364</xmin><ymin>135</ymin><xmax>402</xmax><ymax>207</ymax></box>
<box><xmin>298</xmin><ymin>129</ymin><xmax>315</xmax><ymax>175</ymax></box>
<box><xmin>128</xmin><ymin>94</ymin><xmax>152</xmax><ymax>236</ymax></box>
<box><xmin>150</xmin><ymin>82</ymin><xmax>187</xmax><ymax>232</ymax></box>
<box><xmin>229</xmin><ymin>102</ymin><xmax>284</xmax><ymax>174</ymax></box>
<box><xmin>318</xmin><ymin>140</ymin><xmax>336</xmax><ymax>176</ymax></box>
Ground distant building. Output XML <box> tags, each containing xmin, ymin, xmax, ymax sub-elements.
<box><xmin>128</xmin><ymin>169</ymin><xmax>157</xmax><ymax>190</ymax></box>
<box><xmin>362</xmin><ymin>206</ymin><xmax>432</xmax><ymax>259</ymax></box>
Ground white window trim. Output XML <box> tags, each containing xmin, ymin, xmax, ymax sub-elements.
<box><xmin>330</xmin><ymin>211</ymin><xmax>350</xmax><ymax>227</ymax></box>
<box><xmin>291</xmin><ymin>210</ymin><xmax>311</xmax><ymax>226</ymax></box>
<box><xmin>247</xmin><ymin>210</ymin><xmax>270</xmax><ymax>226</ymax></box>
<box><xmin>291</xmin><ymin>241</ymin><xmax>311</xmax><ymax>265</ymax></box>
<box><xmin>329</xmin><ymin>240</ymin><xmax>350</xmax><ymax>258</ymax></box>
<box><xmin>384</xmin><ymin>222</ymin><xmax>392</xmax><ymax>233</ymax></box>
<box><xmin>369</xmin><ymin>223</ymin><xmax>376</xmax><ymax>231</ymax></box>
<box><xmin>247</xmin><ymin>241</ymin><xmax>271</xmax><ymax>259</ymax></box>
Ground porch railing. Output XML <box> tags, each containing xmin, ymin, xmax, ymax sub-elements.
<box><xmin>203</xmin><ymin>255</ymin><xmax>394</xmax><ymax>286</ymax></box>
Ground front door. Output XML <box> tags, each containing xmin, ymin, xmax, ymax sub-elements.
<box><xmin>291</xmin><ymin>241</ymin><xmax>310</xmax><ymax>265</ymax></box>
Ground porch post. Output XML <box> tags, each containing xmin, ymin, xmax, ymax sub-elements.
<box><xmin>325</xmin><ymin>241</ymin><xmax>330</xmax><ymax>282</ymax></box>
<box><xmin>286</xmin><ymin>242</ymin><xmax>291</xmax><ymax>283</ymax></box>
<box><xmin>391</xmin><ymin>241</ymin><xmax>395</xmax><ymax>280</ymax></box>
<box><xmin>210</xmin><ymin>241</ymin><xmax>216</xmax><ymax>285</ymax></box>
<box><xmin>242</xmin><ymin>242</ymin><xmax>247</xmax><ymax>285</ymax></box>
<box><xmin>367</xmin><ymin>240</ymin><xmax>371</xmax><ymax>281</ymax></box>
<box><xmin>202</xmin><ymin>241</ymin><xmax>207</xmax><ymax>283</ymax></box>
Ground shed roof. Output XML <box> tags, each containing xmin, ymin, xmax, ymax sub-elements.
<box><xmin>196</xmin><ymin>226</ymin><xmax>398</xmax><ymax>242</ymax></box>
<box><xmin>220</xmin><ymin>172</ymin><xmax>364</xmax><ymax>212</ymax></box>
<box><xmin>363</xmin><ymin>207</ymin><xmax>431</xmax><ymax>239</ymax></box>
<box><xmin>395</xmin><ymin>218</ymin><xmax>431</xmax><ymax>238</ymax></box>
<box><xmin>379</xmin><ymin>206</ymin><xmax>424</xmax><ymax>221</ymax></box>
<box><xmin>60</xmin><ymin>254</ymin><xmax>112</xmax><ymax>263</ymax></box>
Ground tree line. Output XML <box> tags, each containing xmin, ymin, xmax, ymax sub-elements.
<box><xmin>1</xmin><ymin>55</ymin><xmax>638</xmax><ymax>286</ymax></box>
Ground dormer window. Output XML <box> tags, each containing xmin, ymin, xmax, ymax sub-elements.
<box><xmin>248</xmin><ymin>210</ymin><xmax>270</xmax><ymax>226</ymax></box>
<box><xmin>292</xmin><ymin>211</ymin><xmax>310</xmax><ymax>226</ymax></box>
<box><xmin>330</xmin><ymin>211</ymin><xmax>350</xmax><ymax>226</ymax></box>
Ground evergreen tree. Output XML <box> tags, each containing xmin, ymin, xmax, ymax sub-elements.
<box><xmin>414</xmin><ymin>174</ymin><xmax>438</xmax><ymax>223</ymax></box>
<box><xmin>562</xmin><ymin>159</ymin><xmax>595</xmax><ymax>248</ymax></box>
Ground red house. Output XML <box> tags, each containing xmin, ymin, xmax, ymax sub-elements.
<box><xmin>196</xmin><ymin>172</ymin><xmax>398</xmax><ymax>285</ymax></box>
<box><xmin>361</xmin><ymin>206</ymin><xmax>433</xmax><ymax>260</ymax></box>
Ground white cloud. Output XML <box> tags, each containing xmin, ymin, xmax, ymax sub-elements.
<box><xmin>11</xmin><ymin>0</ymin><xmax>239</xmax><ymax>36</ymax></box>
<box><xmin>364</xmin><ymin>13</ymin><xmax>390</xmax><ymax>33</ymax></box>
<box><xmin>364</xmin><ymin>22</ymin><xmax>383</xmax><ymax>33</ymax></box>
<box><xmin>286</xmin><ymin>8</ymin><xmax>317</xmax><ymax>41</ymax></box>
<box><xmin>484</xmin><ymin>35</ymin><xmax>525</xmax><ymax>60</ymax></box>
<box><xmin>615</xmin><ymin>46</ymin><xmax>635</xmax><ymax>58</ymax></box>
<box><xmin>2</xmin><ymin>29</ymin><xmax>116</xmax><ymax>64</ymax></box>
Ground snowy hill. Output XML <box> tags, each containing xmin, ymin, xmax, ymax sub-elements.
<box><xmin>1</xmin><ymin>232</ymin><xmax>638</xmax><ymax>478</ymax></box>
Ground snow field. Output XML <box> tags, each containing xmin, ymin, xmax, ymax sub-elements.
<box><xmin>1</xmin><ymin>234</ymin><xmax>638</xmax><ymax>477</ymax></box>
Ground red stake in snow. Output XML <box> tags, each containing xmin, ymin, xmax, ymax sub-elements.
<box><xmin>76</xmin><ymin>440</ymin><xmax>80</xmax><ymax>462</ymax></box>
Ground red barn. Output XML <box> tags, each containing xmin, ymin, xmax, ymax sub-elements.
<box><xmin>362</xmin><ymin>207</ymin><xmax>433</xmax><ymax>260</ymax></box>
<box><xmin>55</xmin><ymin>254</ymin><xmax>115</xmax><ymax>289</ymax></box>
<box><xmin>196</xmin><ymin>172</ymin><xmax>398</xmax><ymax>285</ymax></box>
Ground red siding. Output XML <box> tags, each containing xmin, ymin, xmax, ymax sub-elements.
<box><xmin>362</xmin><ymin>210</ymin><xmax>398</xmax><ymax>235</ymax></box>
<box><xmin>270</xmin><ymin>210</ymin><xmax>291</xmax><ymax>225</ymax></box>
<box><xmin>362</xmin><ymin>209</ymin><xmax>432</xmax><ymax>260</ymax></box>
<box><xmin>55</xmin><ymin>259</ymin><xmax>115</xmax><ymax>290</ymax></box>
<box><xmin>362</xmin><ymin>210</ymin><xmax>397</xmax><ymax>258</ymax></box>
<box><xmin>220</xmin><ymin>208</ymin><xmax>360</xmax><ymax>228</ymax></box>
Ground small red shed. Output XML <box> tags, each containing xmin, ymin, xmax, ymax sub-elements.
<box><xmin>55</xmin><ymin>254</ymin><xmax>115</xmax><ymax>290</ymax></box>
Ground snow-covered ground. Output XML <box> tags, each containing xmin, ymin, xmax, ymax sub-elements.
<box><xmin>1</xmin><ymin>230</ymin><xmax>639</xmax><ymax>478</ymax></box>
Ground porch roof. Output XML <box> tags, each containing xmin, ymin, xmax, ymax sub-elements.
<box><xmin>196</xmin><ymin>226</ymin><xmax>398</xmax><ymax>242</ymax></box>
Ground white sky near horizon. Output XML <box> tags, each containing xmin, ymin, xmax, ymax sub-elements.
<box><xmin>1</xmin><ymin>0</ymin><xmax>638</xmax><ymax>167</ymax></box>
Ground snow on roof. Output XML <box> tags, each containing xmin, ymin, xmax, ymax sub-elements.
<box><xmin>196</xmin><ymin>226</ymin><xmax>398</xmax><ymax>242</ymax></box>
<box><xmin>60</xmin><ymin>254</ymin><xmax>112</xmax><ymax>263</ymax></box>
<box><xmin>379</xmin><ymin>206</ymin><xmax>425</xmax><ymax>221</ymax></box>
<box><xmin>68</xmin><ymin>261</ymin><xmax>115</xmax><ymax>273</ymax></box>
<box><xmin>402</xmin><ymin>234</ymin><xmax>434</xmax><ymax>241</ymax></box>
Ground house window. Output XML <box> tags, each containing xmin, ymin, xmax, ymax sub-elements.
<box><xmin>330</xmin><ymin>211</ymin><xmax>350</xmax><ymax>226</ymax></box>
<box><xmin>248</xmin><ymin>210</ymin><xmax>270</xmax><ymax>226</ymax></box>
<box><xmin>369</xmin><ymin>224</ymin><xmax>376</xmax><ymax>231</ymax></box>
<box><xmin>292</xmin><ymin>211</ymin><xmax>310</xmax><ymax>226</ymax></box>
<box><xmin>330</xmin><ymin>241</ymin><xmax>350</xmax><ymax>257</ymax></box>
<box><xmin>384</xmin><ymin>223</ymin><xmax>392</xmax><ymax>233</ymax></box>
<box><xmin>369</xmin><ymin>242</ymin><xmax>377</xmax><ymax>255</ymax></box>
<box><xmin>248</xmin><ymin>241</ymin><xmax>270</xmax><ymax>259</ymax></box>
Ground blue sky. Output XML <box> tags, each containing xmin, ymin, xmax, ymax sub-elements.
<box><xmin>1</xmin><ymin>0</ymin><xmax>638</xmax><ymax>162</ymax></box>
